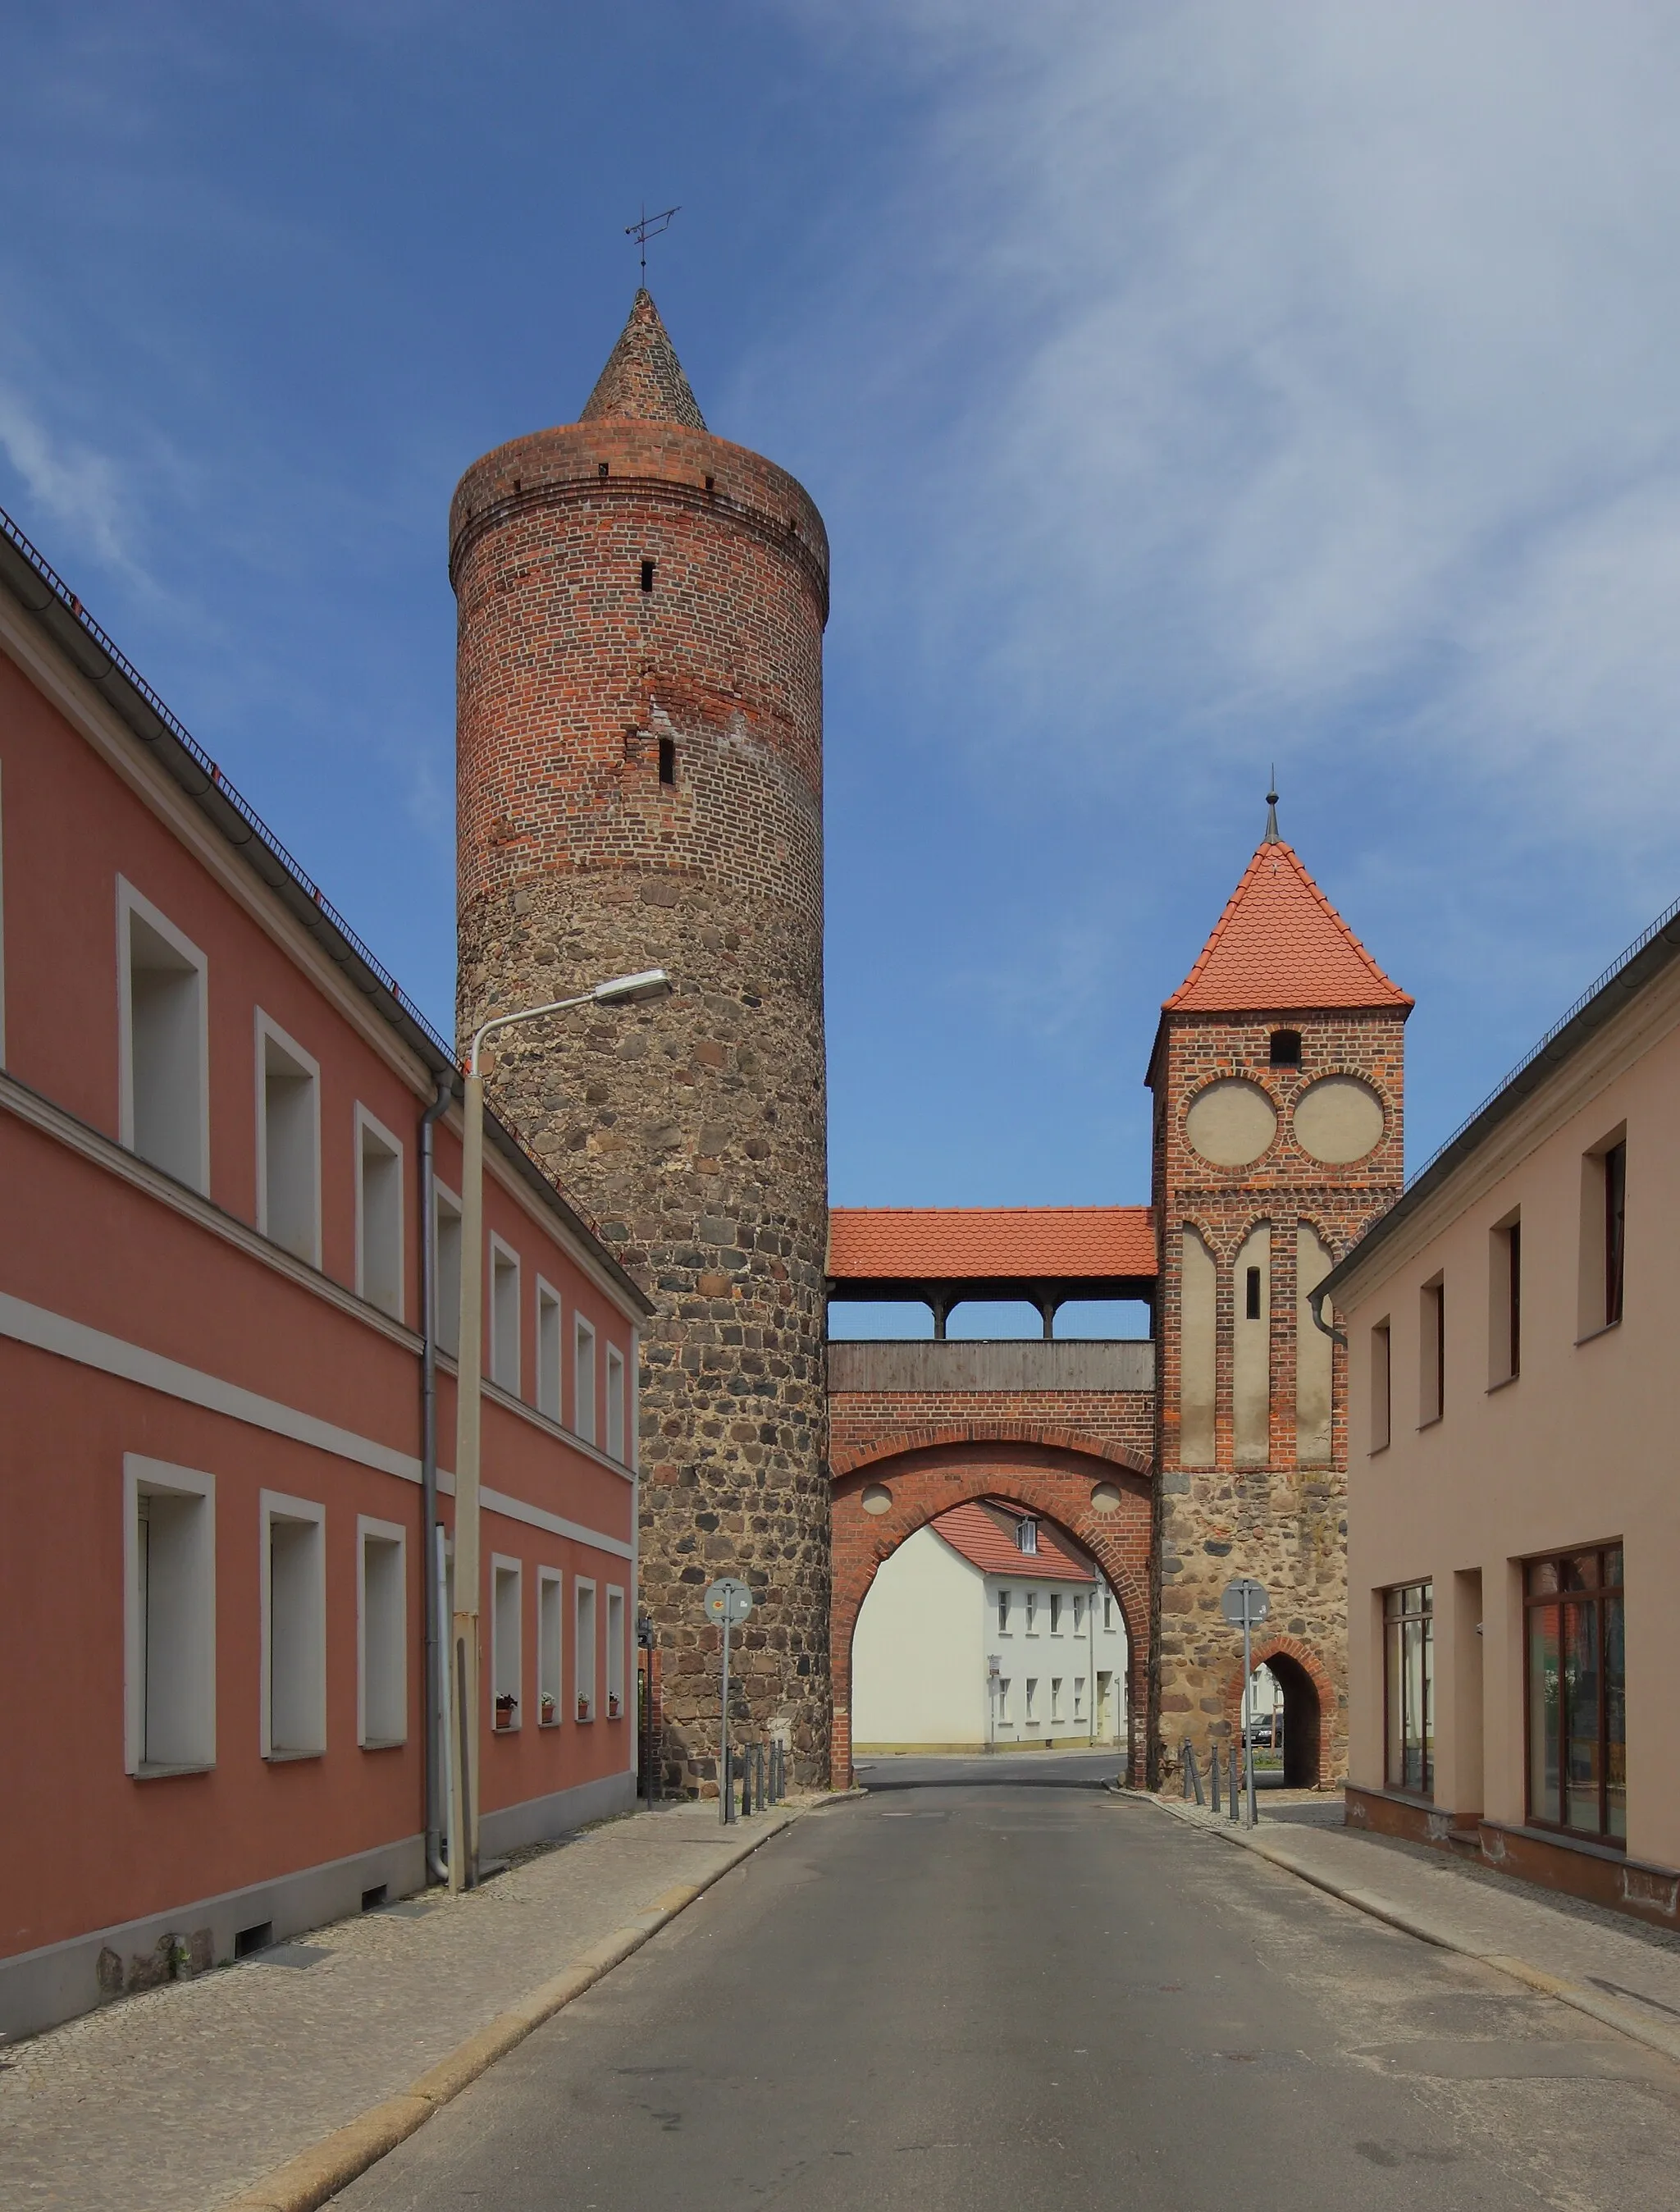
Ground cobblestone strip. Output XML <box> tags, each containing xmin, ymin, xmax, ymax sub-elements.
<box><xmin>0</xmin><ymin>1802</ymin><xmax>819</xmax><ymax>2212</ymax></box>
<box><xmin>1148</xmin><ymin>1794</ymin><xmax>1680</xmax><ymax>2069</ymax></box>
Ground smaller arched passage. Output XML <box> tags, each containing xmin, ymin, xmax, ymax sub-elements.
<box><xmin>1225</xmin><ymin>1636</ymin><xmax>1336</xmax><ymax>1790</ymax></box>
<box><xmin>832</xmin><ymin>1434</ymin><xmax>1153</xmax><ymax>1789</ymax></box>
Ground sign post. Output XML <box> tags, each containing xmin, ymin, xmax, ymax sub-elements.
<box><xmin>1220</xmin><ymin>1577</ymin><xmax>1271</xmax><ymax>1828</ymax></box>
<box><xmin>704</xmin><ymin>1577</ymin><xmax>753</xmax><ymax>1826</ymax></box>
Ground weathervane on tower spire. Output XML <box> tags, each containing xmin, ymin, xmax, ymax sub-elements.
<box><xmin>1263</xmin><ymin>769</ymin><xmax>1281</xmax><ymax>844</ymax></box>
<box><xmin>625</xmin><ymin>203</ymin><xmax>682</xmax><ymax>280</ymax></box>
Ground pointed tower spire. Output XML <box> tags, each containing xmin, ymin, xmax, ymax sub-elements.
<box><xmin>579</xmin><ymin>289</ymin><xmax>706</xmax><ymax>431</ymax></box>
<box><xmin>1263</xmin><ymin>769</ymin><xmax>1281</xmax><ymax>843</ymax></box>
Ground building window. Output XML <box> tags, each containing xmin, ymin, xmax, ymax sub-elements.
<box><xmin>573</xmin><ymin>1316</ymin><xmax>597</xmax><ymax>1444</ymax></box>
<box><xmin>1269</xmin><ymin>1029</ymin><xmax>1302</xmax><ymax>1068</ymax></box>
<box><xmin>996</xmin><ymin>1675</ymin><xmax>1011</xmax><ymax>1721</ymax></box>
<box><xmin>1490</xmin><ymin>1216</ymin><xmax>1521</xmax><ymax>1386</ymax></box>
<box><xmin>432</xmin><ymin>1182</ymin><xmax>463</xmax><ymax>1358</ymax></box>
<box><xmin>1102</xmin><ymin>1592</ymin><xmax>1114</xmax><ymax>1631</ymax></box>
<box><xmin>605</xmin><ymin>1345</ymin><xmax>626</xmax><ymax>1460</ymax></box>
<box><xmin>491</xmin><ymin>1556</ymin><xmax>522</xmax><ymax>1730</ymax></box>
<box><xmin>117</xmin><ymin>880</ymin><xmax>209</xmax><ymax>1194</ymax></box>
<box><xmin>657</xmin><ymin>735</ymin><xmax>677</xmax><ymax>786</ymax></box>
<box><xmin>124</xmin><ymin>1456</ymin><xmax>216</xmax><ymax>1775</ymax></box>
<box><xmin>1244</xmin><ymin>1264</ymin><xmax>1262</xmax><ymax>1320</ymax></box>
<box><xmin>1073</xmin><ymin>1676</ymin><xmax>1085</xmax><ymax>1720</ymax></box>
<box><xmin>1017</xmin><ymin>1517</ymin><xmax>1038</xmax><ymax>1556</ymax></box>
<box><xmin>536</xmin><ymin>1280</ymin><xmax>562</xmax><ymax>1420</ymax></box>
<box><xmin>262</xmin><ymin>1492</ymin><xmax>326</xmax><ymax>1760</ymax></box>
<box><xmin>1419</xmin><ymin>1277</ymin><xmax>1444</xmax><ymax>1424</ymax></box>
<box><xmin>1383</xmin><ymin>1581</ymin><xmax>1433</xmax><ymax>1797</ymax></box>
<box><xmin>354</xmin><ymin>1108</ymin><xmax>404</xmax><ymax>1322</ymax></box>
<box><xmin>1050</xmin><ymin>1677</ymin><xmax>1064</xmax><ymax>1721</ymax></box>
<box><xmin>1526</xmin><ymin>1546</ymin><xmax>1625</xmax><ymax>1841</ymax></box>
<box><xmin>574</xmin><ymin>1579</ymin><xmax>597</xmax><ymax>1720</ymax></box>
<box><xmin>1371</xmin><ymin>1319</ymin><xmax>1391</xmax><ymax>1450</ymax></box>
<box><xmin>490</xmin><ymin>1236</ymin><xmax>521</xmax><ymax>1394</ymax></box>
<box><xmin>1025</xmin><ymin>1593</ymin><xmax>1038</xmax><ymax>1634</ymax></box>
<box><xmin>1025</xmin><ymin>1678</ymin><xmax>1039</xmax><ymax>1723</ymax></box>
<box><xmin>1049</xmin><ymin>1593</ymin><xmax>1062</xmax><ymax>1635</ymax></box>
<box><xmin>254</xmin><ymin>1014</ymin><xmax>321</xmax><ymax>1264</ymax></box>
<box><xmin>1579</xmin><ymin>1131</ymin><xmax>1628</xmax><ymax>1336</ymax></box>
<box><xmin>640</xmin><ymin>557</ymin><xmax>655</xmax><ymax>592</ymax></box>
<box><xmin>358</xmin><ymin>1518</ymin><xmax>406</xmax><ymax>1748</ymax></box>
<box><xmin>1072</xmin><ymin>1595</ymin><xmax>1084</xmax><ymax>1635</ymax></box>
<box><xmin>537</xmin><ymin>1569</ymin><xmax>564</xmax><ymax>1725</ymax></box>
<box><xmin>998</xmin><ymin>1589</ymin><xmax>1011</xmax><ymax>1634</ymax></box>
<box><xmin>606</xmin><ymin>1587</ymin><xmax>626</xmax><ymax>1718</ymax></box>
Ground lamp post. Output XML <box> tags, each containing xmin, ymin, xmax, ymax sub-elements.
<box><xmin>447</xmin><ymin>967</ymin><xmax>672</xmax><ymax>1892</ymax></box>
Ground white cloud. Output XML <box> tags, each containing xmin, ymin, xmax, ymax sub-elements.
<box><xmin>0</xmin><ymin>386</ymin><xmax>132</xmax><ymax>570</ymax></box>
<box><xmin>765</xmin><ymin>1</ymin><xmax>1680</xmax><ymax>854</ymax></box>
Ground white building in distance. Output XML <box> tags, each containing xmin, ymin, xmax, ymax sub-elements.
<box><xmin>851</xmin><ymin>1499</ymin><xmax>1128</xmax><ymax>1754</ymax></box>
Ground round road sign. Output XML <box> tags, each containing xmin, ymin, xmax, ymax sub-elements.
<box><xmin>705</xmin><ymin>1576</ymin><xmax>753</xmax><ymax>1626</ymax></box>
<box><xmin>1220</xmin><ymin>1577</ymin><xmax>1271</xmax><ymax>1626</ymax></box>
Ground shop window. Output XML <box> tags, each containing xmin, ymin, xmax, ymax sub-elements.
<box><xmin>490</xmin><ymin>1236</ymin><xmax>521</xmax><ymax>1394</ymax></box>
<box><xmin>537</xmin><ymin>1569</ymin><xmax>564</xmax><ymax>1725</ymax></box>
<box><xmin>1526</xmin><ymin>1545</ymin><xmax>1625</xmax><ymax>1841</ymax></box>
<box><xmin>1383</xmin><ymin>1581</ymin><xmax>1433</xmax><ymax>1796</ymax></box>
<box><xmin>262</xmin><ymin>1492</ymin><xmax>326</xmax><ymax>1759</ymax></box>
<box><xmin>124</xmin><ymin>1456</ymin><xmax>216</xmax><ymax>1774</ymax></box>
<box><xmin>573</xmin><ymin>1315</ymin><xmax>597</xmax><ymax>1444</ymax></box>
<box><xmin>358</xmin><ymin>1519</ymin><xmax>406</xmax><ymax>1747</ymax></box>
<box><xmin>432</xmin><ymin>1181</ymin><xmax>462</xmax><ymax>1357</ymax></box>
<box><xmin>605</xmin><ymin>1344</ymin><xmax>626</xmax><ymax>1460</ymax></box>
<box><xmin>256</xmin><ymin>1014</ymin><xmax>320</xmax><ymax>1264</ymax></box>
<box><xmin>574</xmin><ymin>1579</ymin><xmax>597</xmax><ymax>1720</ymax></box>
<box><xmin>118</xmin><ymin>880</ymin><xmax>209</xmax><ymax>1193</ymax></box>
<box><xmin>606</xmin><ymin>1587</ymin><xmax>625</xmax><ymax>1718</ymax></box>
<box><xmin>491</xmin><ymin>1556</ymin><xmax>522</xmax><ymax>1730</ymax></box>
<box><xmin>355</xmin><ymin>1108</ymin><xmax>404</xmax><ymax>1322</ymax></box>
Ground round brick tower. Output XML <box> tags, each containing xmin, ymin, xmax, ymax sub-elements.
<box><xmin>450</xmin><ymin>290</ymin><xmax>832</xmax><ymax>1790</ymax></box>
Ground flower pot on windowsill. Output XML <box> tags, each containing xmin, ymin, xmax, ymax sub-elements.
<box><xmin>577</xmin><ymin>1698</ymin><xmax>591</xmax><ymax>1722</ymax></box>
<box><xmin>494</xmin><ymin>1698</ymin><xmax>517</xmax><ymax>1731</ymax></box>
<box><xmin>540</xmin><ymin>1695</ymin><xmax>556</xmax><ymax>1725</ymax></box>
<box><xmin>608</xmin><ymin>1694</ymin><xmax>621</xmax><ymax>1719</ymax></box>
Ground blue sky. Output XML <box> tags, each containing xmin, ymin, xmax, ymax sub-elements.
<box><xmin>5</xmin><ymin>4</ymin><xmax>1680</xmax><ymax>1300</ymax></box>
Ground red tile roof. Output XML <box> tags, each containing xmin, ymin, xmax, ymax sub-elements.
<box><xmin>827</xmin><ymin>1206</ymin><xmax>1156</xmax><ymax>1282</ymax></box>
<box><xmin>1164</xmin><ymin>839</ymin><xmax>1412</xmax><ymax>1015</ymax></box>
<box><xmin>932</xmin><ymin>1499</ymin><xmax>1096</xmax><ymax>1584</ymax></box>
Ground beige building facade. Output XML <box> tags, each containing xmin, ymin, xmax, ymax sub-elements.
<box><xmin>1322</xmin><ymin>898</ymin><xmax>1680</xmax><ymax>1922</ymax></box>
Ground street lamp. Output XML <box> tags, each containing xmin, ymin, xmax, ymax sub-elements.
<box><xmin>447</xmin><ymin>967</ymin><xmax>671</xmax><ymax>1891</ymax></box>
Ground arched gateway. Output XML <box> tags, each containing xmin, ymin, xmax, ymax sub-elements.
<box><xmin>831</xmin><ymin>1432</ymin><xmax>1153</xmax><ymax>1788</ymax></box>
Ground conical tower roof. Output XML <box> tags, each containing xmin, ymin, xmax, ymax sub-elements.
<box><xmin>1164</xmin><ymin>837</ymin><xmax>1412</xmax><ymax>1015</ymax></box>
<box><xmin>579</xmin><ymin>288</ymin><xmax>706</xmax><ymax>430</ymax></box>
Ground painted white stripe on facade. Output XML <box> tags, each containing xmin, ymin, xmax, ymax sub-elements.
<box><xmin>0</xmin><ymin>1291</ymin><xmax>632</xmax><ymax>1562</ymax></box>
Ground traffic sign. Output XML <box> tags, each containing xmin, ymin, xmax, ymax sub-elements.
<box><xmin>705</xmin><ymin>1577</ymin><xmax>753</xmax><ymax>1626</ymax></box>
<box><xmin>1221</xmin><ymin>1577</ymin><xmax>1270</xmax><ymax>1626</ymax></box>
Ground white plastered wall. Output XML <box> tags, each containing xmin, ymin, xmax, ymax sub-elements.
<box><xmin>851</xmin><ymin>1525</ymin><xmax>987</xmax><ymax>1748</ymax></box>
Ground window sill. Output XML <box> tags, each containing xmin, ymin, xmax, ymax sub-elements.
<box><xmin>1574</xmin><ymin>1319</ymin><xmax>1623</xmax><ymax>1347</ymax></box>
<box><xmin>1486</xmin><ymin>1373</ymin><xmax>1519</xmax><ymax>1395</ymax></box>
<box><xmin>265</xmin><ymin>1747</ymin><xmax>324</xmax><ymax>1764</ymax></box>
<box><xmin>1491</xmin><ymin>1816</ymin><xmax>1628</xmax><ymax>1862</ymax></box>
<box><xmin>360</xmin><ymin>1736</ymin><xmax>406</xmax><ymax>1753</ymax></box>
<box><xmin>1367</xmin><ymin>1440</ymin><xmax>1390</xmax><ymax>1456</ymax></box>
<box><xmin>1416</xmin><ymin>1414</ymin><xmax>1443</xmax><ymax>1431</ymax></box>
<box><xmin>132</xmin><ymin>1760</ymin><xmax>215</xmax><ymax>1780</ymax></box>
<box><xmin>538</xmin><ymin>1716</ymin><xmax>561</xmax><ymax>1730</ymax></box>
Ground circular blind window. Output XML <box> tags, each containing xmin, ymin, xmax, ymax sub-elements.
<box><xmin>1293</xmin><ymin>1076</ymin><xmax>1385</xmax><ymax>1163</ymax></box>
<box><xmin>1184</xmin><ymin>1080</ymin><xmax>1277</xmax><ymax>1167</ymax></box>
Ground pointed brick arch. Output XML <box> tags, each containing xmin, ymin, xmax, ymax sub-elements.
<box><xmin>1221</xmin><ymin>1634</ymin><xmax>1339</xmax><ymax>1789</ymax></box>
<box><xmin>832</xmin><ymin>1432</ymin><xmax>1153</xmax><ymax>1788</ymax></box>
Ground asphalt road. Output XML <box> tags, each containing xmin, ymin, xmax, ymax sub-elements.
<box><xmin>336</xmin><ymin>1754</ymin><xmax>1680</xmax><ymax>2210</ymax></box>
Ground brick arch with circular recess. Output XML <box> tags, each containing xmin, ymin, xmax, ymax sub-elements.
<box><xmin>831</xmin><ymin>1433</ymin><xmax>1153</xmax><ymax>1789</ymax></box>
<box><xmin>1220</xmin><ymin>1634</ymin><xmax>1339</xmax><ymax>1790</ymax></box>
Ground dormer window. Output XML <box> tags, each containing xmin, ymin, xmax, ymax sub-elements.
<box><xmin>1016</xmin><ymin>1517</ymin><xmax>1039</xmax><ymax>1556</ymax></box>
<box><xmin>1269</xmin><ymin>1029</ymin><xmax>1302</xmax><ymax>1068</ymax></box>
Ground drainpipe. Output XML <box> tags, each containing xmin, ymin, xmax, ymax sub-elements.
<box><xmin>419</xmin><ymin>1069</ymin><xmax>454</xmax><ymax>1884</ymax></box>
<box><xmin>1307</xmin><ymin>1283</ymin><xmax>1346</xmax><ymax>1346</ymax></box>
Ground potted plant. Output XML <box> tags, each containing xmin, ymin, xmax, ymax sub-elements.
<box><xmin>540</xmin><ymin>1691</ymin><xmax>556</xmax><ymax>1725</ymax></box>
<box><xmin>608</xmin><ymin>1692</ymin><xmax>621</xmax><ymax>1718</ymax></box>
<box><xmin>577</xmin><ymin>1693</ymin><xmax>591</xmax><ymax>1721</ymax></box>
<box><xmin>494</xmin><ymin>1693</ymin><xmax>517</xmax><ymax>1730</ymax></box>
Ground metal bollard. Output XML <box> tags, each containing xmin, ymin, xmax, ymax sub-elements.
<box><xmin>1229</xmin><ymin>1743</ymin><xmax>1242</xmax><ymax>1824</ymax></box>
<box><xmin>1183</xmin><ymin>1742</ymin><xmax>1204</xmax><ymax>1808</ymax></box>
<box><xmin>1210</xmin><ymin>1743</ymin><xmax>1222</xmax><ymax>1817</ymax></box>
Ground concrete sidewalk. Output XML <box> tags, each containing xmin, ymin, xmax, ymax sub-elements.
<box><xmin>0</xmin><ymin>1799</ymin><xmax>812</xmax><ymax>2212</ymax></box>
<box><xmin>1152</xmin><ymin>1792</ymin><xmax>1680</xmax><ymax>2068</ymax></box>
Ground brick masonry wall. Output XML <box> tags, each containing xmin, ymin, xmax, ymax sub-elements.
<box><xmin>831</xmin><ymin>1387</ymin><xmax>1156</xmax><ymax>1470</ymax></box>
<box><xmin>1150</xmin><ymin>1008</ymin><xmax>1406</xmax><ymax>1787</ymax></box>
<box><xmin>452</xmin><ymin>414</ymin><xmax>833</xmax><ymax>1794</ymax></box>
